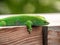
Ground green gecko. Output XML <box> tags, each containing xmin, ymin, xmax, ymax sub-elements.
<box><xmin>0</xmin><ymin>16</ymin><xmax>49</xmax><ymax>33</ymax></box>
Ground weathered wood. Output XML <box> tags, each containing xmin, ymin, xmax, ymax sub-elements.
<box><xmin>48</xmin><ymin>30</ymin><xmax>60</xmax><ymax>45</ymax></box>
<box><xmin>0</xmin><ymin>26</ymin><xmax>43</xmax><ymax>45</ymax></box>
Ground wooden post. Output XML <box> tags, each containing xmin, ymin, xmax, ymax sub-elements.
<box><xmin>42</xmin><ymin>26</ymin><xmax>48</xmax><ymax>45</ymax></box>
<box><xmin>48</xmin><ymin>26</ymin><xmax>60</xmax><ymax>45</ymax></box>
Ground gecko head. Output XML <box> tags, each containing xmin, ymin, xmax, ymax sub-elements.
<box><xmin>42</xmin><ymin>20</ymin><xmax>49</xmax><ymax>25</ymax></box>
<box><xmin>39</xmin><ymin>17</ymin><xmax>49</xmax><ymax>25</ymax></box>
<box><xmin>37</xmin><ymin>16</ymin><xmax>49</xmax><ymax>25</ymax></box>
<box><xmin>0</xmin><ymin>20</ymin><xmax>6</xmax><ymax>26</ymax></box>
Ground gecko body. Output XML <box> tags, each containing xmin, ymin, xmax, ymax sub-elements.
<box><xmin>0</xmin><ymin>16</ymin><xmax>49</xmax><ymax>33</ymax></box>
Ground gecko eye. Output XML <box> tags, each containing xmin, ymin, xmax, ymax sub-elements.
<box><xmin>44</xmin><ymin>21</ymin><xmax>49</xmax><ymax>24</ymax></box>
<box><xmin>44</xmin><ymin>21</ymin><xmax>47</xmax><ymax>23</ymax></box>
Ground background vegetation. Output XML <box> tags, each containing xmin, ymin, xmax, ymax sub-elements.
<box><xmin>0</xmin><ymin>0</ymin><xmax>60</xmax><ymax>14</ymax></box>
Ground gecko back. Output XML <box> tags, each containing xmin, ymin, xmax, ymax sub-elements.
<box><xmin>0</xmin><ymin>16</ymin><xmax>49</xmax><ymax>26</ymax></box>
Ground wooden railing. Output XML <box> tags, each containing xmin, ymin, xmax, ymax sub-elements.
<box><xmin>0</xmin><ymin>26</ymin><xmax>43</xmax><ymax>45</ymax></box>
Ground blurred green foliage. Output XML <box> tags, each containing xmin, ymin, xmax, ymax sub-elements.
<box><xmin>0</xmin><ymin>0</ymin><xmax>60</xmax><ymax>14</ymax></box>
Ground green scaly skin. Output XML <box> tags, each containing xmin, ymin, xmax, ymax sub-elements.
<box><xmin>0</xmin><ymin>16</ymin><xmax>49</xmax><ymax>33</ymax></box>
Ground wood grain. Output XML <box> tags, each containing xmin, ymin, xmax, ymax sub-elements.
<box><xmin>48</xmin><ymin>30</ymin><xmax>60</xmax><ymax>45</ymax></box>
<box><xmin>0</xmin><ymin>26</ymin><xmax>43</xmax><ymax>45</ymax></box>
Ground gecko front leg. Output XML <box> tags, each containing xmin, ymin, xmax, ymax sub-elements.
<box><xmin>25</xmin><ymin>20</ymin><xmax>33</xmax><ymax>34</ymax></box>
